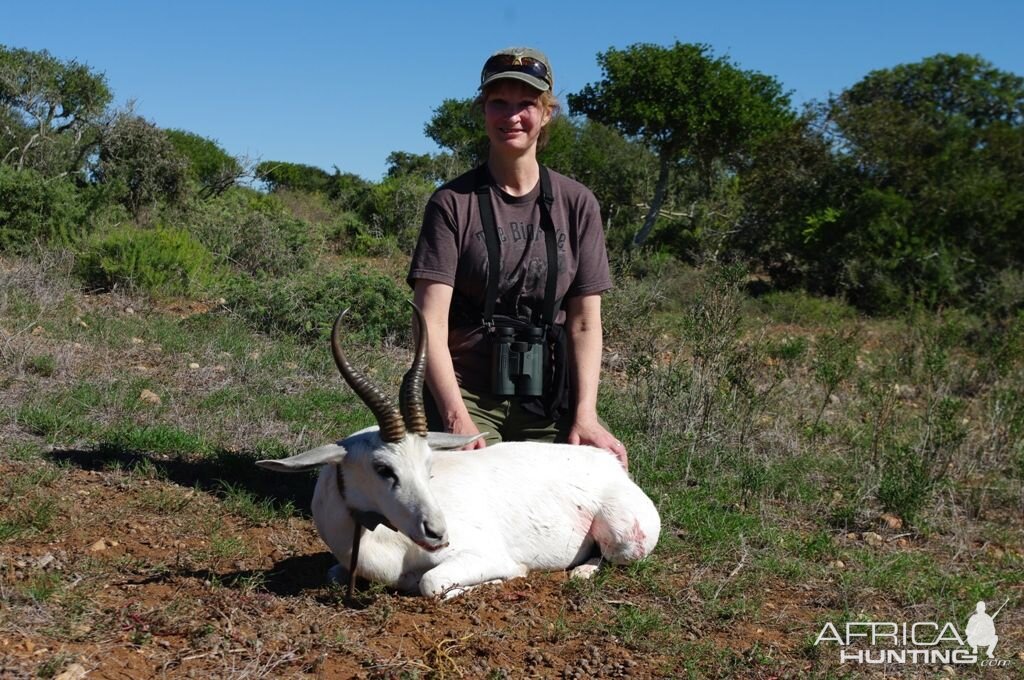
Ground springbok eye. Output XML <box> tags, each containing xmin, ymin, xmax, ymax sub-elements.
<box><xmin>373</xmin><ymin>463</ymin><xmax>398</xmax><ymax>486</ymax></box>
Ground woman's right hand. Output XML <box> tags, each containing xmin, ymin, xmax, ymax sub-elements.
<box><xmin>414</xmin><ymin>279</ymin><xmax>487</xmax><ymax>451</ymax></box>
<box><xmin>447</xmin><ymin>412</ymin><xmax>487</xmax><ymax>450</ymax></box>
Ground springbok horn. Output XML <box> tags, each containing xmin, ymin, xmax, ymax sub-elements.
<box><xmin>330</xmin><ymin>309</ymin><xmax>406</xmax><ymax>443</ymax></box>
<box><xmin>399</xmin><ymin>301</ymin><xmax>429</xmax><ymax>437</ymax></box>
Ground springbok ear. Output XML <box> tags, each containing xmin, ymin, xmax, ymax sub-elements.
<box><xmin>425</xmin><ymin>432</ymin><xmax>487</xmax><ymax>450</ymax></box>
<box><xmin>256</xmin><ymin>443</ymin><xmax>347</xmax><ymax>472</ymax></box>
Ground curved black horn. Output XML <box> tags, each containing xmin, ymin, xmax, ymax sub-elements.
<box><xmin>331</xmin><ymin>310</ymin><xmax>406</xmax><ymax>443</ymax></box>
<box><xmin>399</xmin><ymin>301</ymin><xmax>429</xmax><ymax>437</ymax></box>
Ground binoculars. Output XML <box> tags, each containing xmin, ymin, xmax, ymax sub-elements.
<box><xmin>490</xmin><ymin>325</ymin><xmax>546</xmax><ymax>397</ymax></box>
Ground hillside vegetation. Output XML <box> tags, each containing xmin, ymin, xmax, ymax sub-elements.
<box><xmin>1</xmin><ymin>42</ymin><xmax>1022</xmax><ymax>678</ymax></box>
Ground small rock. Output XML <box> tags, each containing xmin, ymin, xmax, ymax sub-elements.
<box><xmin>124</xmin><ymin>307</ymin><xmax>135</xmax><ymax>315</ymax></box>
<box><xmin>880</xmin><ymin>512</ymin><xmax>903</xmax><ymax>530</ymax></box>
<box><xmin>189</xmin><ymin>362</ymin><xmax>200</xmax><ymax>369</ymax></box>
<box><xmin>894</xmin><ymin>384</ymin><xmax>918</xmax><ymax>399</ymax></box>
<box><xmin>846</xmin><ymin>532</ymin><xmax>859</xmax><ymax>540</ymax></box>
<box><xmin>131</xmin><ymin>337</ymin><xmax>144</xmax><ymax>344</ymax></box>
<box><xmin>88</xmin><ymin>539</ymin><xmax>107</xmax><ymax>552</ymax></box>
<box><xmin>829</xmin><ymin>560</ymin><xmax>845</xmax><ymax>569</ymax></box>
<box><xmin>139</xmin><ymin>389</ymin><xmax>162</xmax><ymax>405</ymax></box>
<box><xmin>863</xmin><ymin>532</ymin><xmax>884</xmax><ymax>547</ymax></box>
<box><xmin>54</xmin><ymin>663</ymin><xmax>87</xmax><ymax>680</ymax></box>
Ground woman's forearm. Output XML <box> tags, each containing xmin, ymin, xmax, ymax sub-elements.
<box><xmin>413</xmin><ymin>280</ymin><xmax>478</xmax><ymax>434</ymax></box>
<box><xmin>565</xmin><ymin>294</ymin><xmax>604</xmax><ymax>423</ymax></box>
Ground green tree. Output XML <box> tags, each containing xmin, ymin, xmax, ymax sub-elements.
<box><xmin>818</xmin><ymin>54</ymin><xmax>1024</xmax><ymax>310</ymax></box>
<box><xmin>326</xmin><ymin>169</ymin><xmax>373</xmax><ymax>212</ymax></box>
<box><xmin>385</xmin><ymin>150</ymin><xmax>442</xmax><ymax>183</ymax></box>
<box><xmin>538</xmin><ymin>116</ymin><xmax>657</xmax><ymax>243</ymax></box>
<box><xmin>0</xmin><ymin>45</ymin><xmax>111</xmax><ymax>175</ymax></box>
<box><xmin>255</xmin><ymin>160</ymin><xmax>332</xmax><ymax>193</ymax></box>
<box><xmin>165</xmin><ymin>128</ymin><xmax>243</xmax><ymax>198</ymax></box>
<box><xmin>569</xmin><ymin>42</ymin><xmax>792</xmax><ymax>246</ymax></box>
<box><xmin>92</xmin><ymin>113</ymin><xmax>188</xmax><ymax>219</ymax></box>
<box><xmin>424</xmin><ymin>98</ymin><xmax>487</xmax><ymax>175</ymax></box>
<box><xmin>735</xmin><ymin>111</ymin><xmax>849</xmax><ymax>288</ymax></box>
<box><xmin>0</xmin><ymin>164</ymin><xmax>86</xmax><ymax>250</ymax></box>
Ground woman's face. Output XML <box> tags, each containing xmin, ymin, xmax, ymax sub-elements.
<box><xmin>483</xmin><ymin>80</ymin><xmax>551</xmax><ymax>157</ymax></box>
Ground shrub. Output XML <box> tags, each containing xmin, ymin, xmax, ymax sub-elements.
<box><xmin>255</xmin><ymin>160</ymin><xmax>331</xmax><ymax>194</ymax></box>
<box><xmin>757</xmin><ymin>289</ymin><xmax>859</xmax><ymax>326</ymax></box>
<box><xmin>877</xmin><ymin>445</ymin><xmax>936</xmax><ymax>526</ymax></box>
<box><xmin>326</xmin><ymin>212</ymin><xmax>400</xmax><ymax>257</ymax></box>
<box><xmin>165</xmin><ymin>129</ymin><xmax>242</xmax><ymax>197</ymax></box>
<box><xmin>361</xmin><ymin>174</ymin><xmax>435</xmax><ymax>253</ymax></box>
<box><xmin>75</xmin><ymin>224</ymin><xmax>218</xmax><ymax>297</ymax></box>
<box><xmin>224</xmin><ymin>264</ymin><xmax>409</xmax><ymax>344</ymax></box>
<box><xmin>0</xmin><ymin>165</ymin><xmax>88</xmax><ymax>250</ymax></box>
<box><xmin>183</xmin><ymin>189</ymin><xmax>317</xmax><ymax>276</ymax></box>
<box><xmin>91</xmin><ymin>113</ymin><xmax>189</xmax><ymax>219</ymax></box>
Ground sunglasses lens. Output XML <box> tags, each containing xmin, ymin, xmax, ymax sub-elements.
<box><xmin>482</xmin><ymin>55</ymin><xmax>550</xmax><ymax>86</ymax></box>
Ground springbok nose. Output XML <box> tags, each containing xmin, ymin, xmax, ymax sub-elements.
<box><xmin>423</xmin><ymin>522</ymin><xmax>444</xmax><ymax>541</ymax></box>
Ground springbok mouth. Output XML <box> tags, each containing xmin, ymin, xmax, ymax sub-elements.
<box><xmin>415</xmin><ymin>540</ymin><xmax>449</xmax><ymax>552</ymax></box>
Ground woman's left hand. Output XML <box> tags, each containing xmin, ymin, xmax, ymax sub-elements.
<box><xmin>567</xmin><ymin>419</ymin><xmax>628</xmax><ymax>470</ymax></box>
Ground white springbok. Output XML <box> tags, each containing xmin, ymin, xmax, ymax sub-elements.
<box><xmin>258</xmin><ymin>305</ymin><xmax>660</xmax><ymax>599</ymax></box>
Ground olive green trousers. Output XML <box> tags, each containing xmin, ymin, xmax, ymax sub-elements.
<box><xmin>424</xmin><ymin>386</ymin><xmax>574</xmax><ymax>446</ymax></box>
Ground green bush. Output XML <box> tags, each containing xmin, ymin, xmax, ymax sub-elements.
<box><xmin>0</xmin><ymin>165</ymin><xmax>88</xmax><ymax>250</ymax></box>
<box><xmin>183</xmin><ymin>189</ymin><xmax>317</xmax><ymax>276</ymax></box>
<box><xmin>326</xmin><ymin>212</ymin><xmax>400</xmax><ymax>257</ymax></box>
<box><xmin>75</xmin><ymin>224</ymin><xmax>218</xmax><ymax>296</ymax></box>
<box><xmin>757</xmin><ymin>289</ymin><xmax>859</xmax><ymax>326</ymax></box>
<box><xmin>224</xmin><ymin>264</ymin><xmax>409</xmax><ymax>344</ymax></box>
<box><xmin>361</xmin><ymin>174</ymin><xmax>435</xmax><ymax>253</ymax></box>
<box><xmin>165</xmin><ymin>128</ymin><xmax>241</xmax><ymax>197</ymax></box>
<box><xmin>877</xmin><ymin>445</ymin><xmax>936</xmax><ymax>526</ymax></box>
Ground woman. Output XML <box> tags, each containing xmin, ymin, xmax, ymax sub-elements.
<box><xmin>408</xmin><ymin>47</ymin><xmax>627</xmax><ymax>468</ymax></box>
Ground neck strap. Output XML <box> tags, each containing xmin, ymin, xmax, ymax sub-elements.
<box><xmin>475</xmin><ymin>164</ymin><xmax>559</xmax><ymax>328</ymax></box>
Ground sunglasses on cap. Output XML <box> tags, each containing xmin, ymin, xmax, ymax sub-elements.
<box><xmin>481</xmin><ymin>54</ymin><xmax>551</xmax><ymax>88</ymax></box>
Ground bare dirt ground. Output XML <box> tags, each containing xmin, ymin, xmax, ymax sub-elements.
<box><xmin>2</xmin><ymin>280</ymin><xmax>1022</xmax><ymax>679</ymax></box>
<box><xmin>0</xmin><ymin>452</ymin><xmax>791</xmax><ymax>680</ymax></box>
<box><xmin>0</xmin><ymin>416</ymin><xmax>862</xmax><ymax>680</ymax></box>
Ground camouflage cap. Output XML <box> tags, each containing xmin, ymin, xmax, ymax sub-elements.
<box><xmin>480</xmin><ymin>47</ymin><xmax>553</xmax><ymax>92</ymax></box>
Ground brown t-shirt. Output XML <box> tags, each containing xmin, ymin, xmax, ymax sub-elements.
<box><xmin>407</xmin><ymin>166</ymin><xmax>612</xmax><ymax>391</ymax></box>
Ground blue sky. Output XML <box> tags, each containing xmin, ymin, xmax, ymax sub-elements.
<box><xmin>3</xmin><ymin>1</ymin><xmax>1021</xmax><ymax>181</ymax></box>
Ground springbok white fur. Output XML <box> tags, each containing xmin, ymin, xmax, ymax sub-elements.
<box><xmin>258</xmin><ymin>304</ymin><xmax>660</xmax><ymax>598</ymax></box>
<box><xmin>259</xmin><ymin>427</ymin><xmax>661</xmax><ymax>598</ymax></box>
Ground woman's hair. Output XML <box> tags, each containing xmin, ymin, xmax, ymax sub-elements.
<box><xmin>474</xmin><ymin>84</ymin><xmax>561</xmax><ymax>151</ymax></box>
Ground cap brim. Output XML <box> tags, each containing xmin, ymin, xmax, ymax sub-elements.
<box><xmin>480</xmin><ymin>71</ymin><xmax>550</xmax><ymax>92</ymax></box>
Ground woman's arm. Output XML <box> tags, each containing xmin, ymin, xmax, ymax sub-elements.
<box><xmin>413</xmin><ymin>279</ymin><xmax>487</xmax><ymax>449</ymax></box>
<box><xmin>564</xmin><ymin>294</ymin><xmax>628</xmax><ymax>468</ymax></box>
